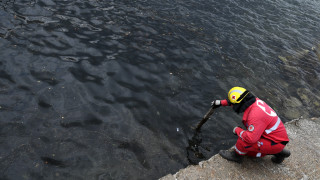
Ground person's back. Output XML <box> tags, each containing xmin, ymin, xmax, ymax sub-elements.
<box><xmin>241</xmin><ymin>98</ymin><xmax>289</xmax><ymax>144</ymax></box>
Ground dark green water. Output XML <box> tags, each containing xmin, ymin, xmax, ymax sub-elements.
<box><xmin>1</xmin><ymin>0</ymin><xmax>320</xmax><ymax>179</ymax></box>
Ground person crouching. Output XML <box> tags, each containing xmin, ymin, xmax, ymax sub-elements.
<box><xmin>212</xmin><ymin>87</ymin><xmax>290</xmax><ymax>163</ymax></box>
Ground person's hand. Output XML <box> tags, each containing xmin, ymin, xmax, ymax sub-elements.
<box><xmin>211</xmin><ymin>100</ymin><xmax>221</xmax><ymax>107</ymax></box>
<box><xmin>233</xmin><ymin>127</ymin><xmax>239</xmax><ymax>135</ymax></box>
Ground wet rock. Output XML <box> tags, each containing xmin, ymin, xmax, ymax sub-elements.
<box><xmin>278</xmin><ymin>49</ymin><xmax>311</xmax><ymax>65</ymax></box>
<box><xmin>297</xmin><ymin>88</ymin><xmax>320</xmax><ymax>112</ymax></box>
<box><xmin>282</xmin><ymin>65</ymin><xmax>300</xmax><ymax>77</ymax></box>
<box><xmin>312</xmin><ymin>43</ymin><xmax>320</xmax><ymax>61</ymax></box>
<box><xmin>278</xmin><ymin>55</ymin><xmax>288</xmax><ymax>64</ymax></box>
<box><xmin>297</xmin><ymin>88</ymin><xmax>311</xmax><ymax>104</ymax></box>
<box><xmin>283</xmin><ymin>97</ymin><xmax>303</xmax><ymax>119</ymax></box>
<box><xmin>284</xmin><ymin>96</ymin><xmax>302</xmax><ymax>108</ymax></box>
<box><xmin>283</xmin><ymin>109</ymin><xmax>301</xmax><ymax>120</ymax></box>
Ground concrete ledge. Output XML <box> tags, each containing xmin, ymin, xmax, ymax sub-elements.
<box><xmin>160</xmin><ymin>117</ymin><xmax>320</xmax><ymax>180</ymax></box>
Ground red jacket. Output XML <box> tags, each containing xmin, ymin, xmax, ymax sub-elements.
<box><xmin>221</xmin><ymin>98</ymin><xmax>289</xmax><ymax>144</ymax></box>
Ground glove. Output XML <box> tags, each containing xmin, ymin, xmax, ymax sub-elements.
<box><xmin>211</xmin><ymin>100</ymin><xmax>221</xmax><ymax>107</ymax></box>
<box><xmin>233</xmin><ymin>126</ymin><xmax>240</xmax><ymax>135</ymax></box>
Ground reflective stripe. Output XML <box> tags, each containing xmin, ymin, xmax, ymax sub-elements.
<box><xmin>265</xmin><ymin>117</ymin><xmax>281</xmax><ymax>134</ymax></box>
<box><xmin>239</xmin><ymin>130</ymin><xmax>245</xmax><ymax>140</ymax></box>
<box><xmin>235</xmin><ymin>146</ymin><xmax>247</xmax><ymax>155</ymax></box>
<box><xmin>228</xmin><ymin>89</ymin><xmax>244</xmax><ymax>97</ymax></box>
<box><xmin>256</xmin><ymin>153</ymin><xmax>261</xmax><ymax>157</ymax></box>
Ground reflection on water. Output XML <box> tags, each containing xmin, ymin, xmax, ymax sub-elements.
<box><xmin>1</xmin><ymin>0</ymin><xmax>320</xmax><ymax>179</ymax></box>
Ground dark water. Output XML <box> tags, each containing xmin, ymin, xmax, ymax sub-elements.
<box><xmin>1</xmin><ymin>0</ymin><xmax>320</xmax><ymax>179</ymax></box>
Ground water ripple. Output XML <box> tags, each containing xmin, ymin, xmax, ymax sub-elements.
<box><xmin>1</xmin><ymin>0</ymin><xmax>320</xmax><ymax>179</ymax></box>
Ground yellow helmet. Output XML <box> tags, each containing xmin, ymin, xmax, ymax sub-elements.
<box><xmin>228</xmin><ymin>87</ymin><xmax>249</xmax><ymax>104</ymax></box>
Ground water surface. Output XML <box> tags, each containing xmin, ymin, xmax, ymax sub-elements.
<box><xmin>1</xmin><ymin>0</ymin><xmax>320</xmax><ymax>179</ymax></box>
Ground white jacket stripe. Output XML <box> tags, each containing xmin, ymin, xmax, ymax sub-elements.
<box><xmin>265</xmin><ymin>117</ymin><xmax>281</xmax><ymax>134</ymax></box>
<box><xmin>239</xmin><ymin>130</ymin><xmax>245</xmax><ymax>140</ymax></box>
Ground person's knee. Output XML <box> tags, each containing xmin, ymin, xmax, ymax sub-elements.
<box><xmin>235</xmin><ymin>144</ymin><xmax>247</xmax><ymax>155</ymax></box>
<box><xmin>235</xmin><ymin>138</ymin><xmax>251</xmax><ymax>149</ymax></box>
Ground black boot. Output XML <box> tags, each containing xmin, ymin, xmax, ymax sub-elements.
<box><xmin>271</xmin><ymin>149</ymin><xmax>291</xmax><ymax>164</ymax></box>
<box><xmin>219</xmin><ymin>150</ymin><xmax>243</xmax><ymax>163</ymax></box>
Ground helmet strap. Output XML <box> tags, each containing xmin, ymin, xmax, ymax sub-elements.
<box><xmin>236</xmin><ymin>90</ymin><xmax>249</xmax><ymax>102</ymax></box>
